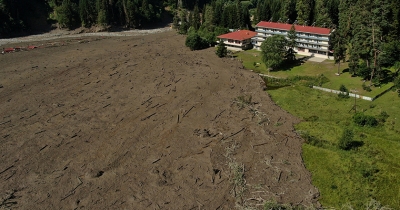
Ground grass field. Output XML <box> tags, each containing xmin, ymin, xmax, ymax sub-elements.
<box><xmin>235</xmin><ymin>50</ymin><xmax>394</xmax><ymax>97</ymax></box>
<box><xmin>235</xmin><ymin>50</ymin><xmax>400</xmax><ymax>209</ymax></box>
<box><xmin>267</xmin><ymin>85</ymin><xmax>400</xmax><ymax>209</ymax></box>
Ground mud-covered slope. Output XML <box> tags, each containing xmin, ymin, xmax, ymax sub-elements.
<box><xmin>0</xmin><ymin>31</ymin><xmax>319</xmax><ymax>209</ymax></box>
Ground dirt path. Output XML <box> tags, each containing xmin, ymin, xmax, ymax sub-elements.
<box><xmin>0</xmin><ymin>27</ymin><xmax>172</xmax><ymax>46</ymax></box>
<box><xmin>0</xmin><ymin>31</ymin><xmax>319</xmax><ymax>209</ymax></box>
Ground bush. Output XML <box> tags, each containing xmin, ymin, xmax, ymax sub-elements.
<box><xmin>301</xmin><ymin>132</ymin><xmax>324</xmax><ymax>147</ymax></box>
<box><xmin>185</xmin><ymin>33</ymin><xmax>207</xmax><ymax>51</ymax></box>
<box><xmin>362</xmin><ymin>83</ymin><xmax>372</xmax><ymax>92</ymax></box>
<box><xmin>338</xmin><ymin>128</ymin><xmax>354</xmax><ymax>150</ymax></box>
<box><xmin>353</xmin><ymin>112</ymin><xmax>378</xmax><ymax>127</ymax></box>
<box><xmin>338</xmin><ymin>84</ymin><xmax>350</xmax><ymax>98</ymax></box>
<box><xmin>178</xmin><ymin>21</ymin><xmax>189</xmax><ymax>34</ymax></box>
<box><xmin>215</xmin><ymin>41</ymin><xmax>228</xmax><ymax>58</ymax></box>
<box><xmin>376</xmin><ymin>111</ymin><xmax>389</xmax><ymax>123</ymax></box>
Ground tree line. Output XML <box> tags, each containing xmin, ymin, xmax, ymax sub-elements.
<box><xmin>0</xmin><ymin>0</ymin><xmax>165</xmax><ymax>37</ymax></box>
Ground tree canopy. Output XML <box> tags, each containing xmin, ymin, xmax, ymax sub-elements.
<box><xmin>260</xmin><ymin>35</ymin><xmax>288</xmax><ymax>70</ymax></box>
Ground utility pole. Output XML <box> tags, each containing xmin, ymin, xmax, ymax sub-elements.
<box><xmin>337</xmin><ymin>35</ymin><xmax>340</xmax><ymax>76</ymax></box>
<box><xmin>351</xmin><ymin>89</ymin><xmax>358</xmax><ymax>113</ymax></box>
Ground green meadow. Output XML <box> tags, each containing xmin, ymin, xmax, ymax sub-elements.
<box><xmin>235</xmin><ymin>50</ymin><xmax>400</xmax><ymax>209</ymax></box>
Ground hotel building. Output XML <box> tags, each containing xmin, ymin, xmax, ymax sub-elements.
<box><xmin>252</xmin><ymin>21</ymin><xmax>333</xmax><ymax>58</ymax></box>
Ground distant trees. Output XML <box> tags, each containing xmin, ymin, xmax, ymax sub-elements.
<box><xmin>336</xmin><ymin>0</ymin><xmax>400</xmax><ymax>85</ymax></box>
<box><xmin>55</xmin><ymin>0</ymin><xmax>79</xmax><ymax>29</ymax></box>
<box><xmin>0</xmin><ymin>0</ymin><xmax>49</xmax><ymax>37</ymax></box>
<box><xmin>296</xmin><ymin>0</ymin><xmax>314</xmax><ymax>25</ymax></box>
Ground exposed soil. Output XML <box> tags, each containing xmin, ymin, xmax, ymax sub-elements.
<box><xmin>0</xmin><ymin>30</ymin><xmax>319</xmax><ymax>209</ymax></box>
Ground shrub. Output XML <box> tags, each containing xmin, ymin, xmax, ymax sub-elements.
<box><xmin>178</xmin><ymin>21</ymin><xmax>189</xmax><ymax>34</ymax></box>
<box><xmin>362</xmin><ymin>83</ymin><xmax>372</xmax><ymax>92</ymax></box>
<box><xmin>338</xmin><ymin>84</ymin><xmax>350</xmax><ymax>98</ymax></box>
<box><xmin>215</xmin><ymin>41</ymin><xmax>228</xmax><ymax>58</ymax></box>
<box><xmin>185</xmin><ymin>33</ymin><xmax>207</xmax><ymax>51</ymax></box>
<box><xmin>338</xmin><ymin>128</ymin><xmax>354</xmax><ymax>150</ymax></box>
<box><xmin>353</xmin><ymin>112</ymin><xmax>378</xmax><ymax>127</ymax></box>
<box><xmin>377</xmin><ymin>111</ymin><xmax>389</xmax><ymax>123</ymax></box>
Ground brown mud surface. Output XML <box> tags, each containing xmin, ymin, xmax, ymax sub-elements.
<box><xmin>0</xmin><ymin>31</ymin><xmax>319</xmax><ymax>209</ymax></box>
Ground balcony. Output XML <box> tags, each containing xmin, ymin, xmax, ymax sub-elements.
<box><xmin>299</xmin><ymin>45</ymin><xmax>329</xmax><ymax>52</ymax></box>
<box><xmin>296</xmin><ymin>39</ymin><xmax>329</xmax><ymax>47</ymax></box>
<box><xmin>255</xmin><ymin>29</ymin><xmax>287</xmax><ymax>36</ymax></box>
<box><xmin>297</xmin><ymin>34</ymin><xmax>329</xmax><ymax>41</ymax></box>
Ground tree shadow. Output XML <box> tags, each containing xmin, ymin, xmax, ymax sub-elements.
<box><xmin>342</xmin><ymin>68</ymin><xmax>350</xmax><ymax>73</ymax></box>
<box><xmin>350</xmin><ymin>140</ymin><xmax>364</xmax><ymax>149</ymax></box>
<box><xmin>379</xmin><ymin>69</ymin><xmax>396</xmax><ymax>84</ymax></box>
<box><xmin>272</xmin><ymin>58</ymin><xmax>304</xmax><ymax>72</ymax></box>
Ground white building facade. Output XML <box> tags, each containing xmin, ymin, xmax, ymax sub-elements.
<box><xmin>252</xmin><ymin>21</ymin><xmax>332</xmax><ymax>59</ymax></box>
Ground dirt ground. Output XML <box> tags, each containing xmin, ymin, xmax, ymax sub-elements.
<box><xmin>0</xmin><ymin>31</ymin><xmax>320</xmax><ymax>209</ymax></box>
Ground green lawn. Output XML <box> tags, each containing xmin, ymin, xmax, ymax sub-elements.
<box><xmin>235</xmin><ymin>50</ymin><xmax>400</xmax><ymax>208</ymax></box>
<box><xmin>267</xmin><ymin>84</ymin><xmax>400</xmax><ymax>209</ymax></box>
<box><xmin>235</xmin><ymin>50</ymin><xmax>394</xmax><ymax>97</ymax></box>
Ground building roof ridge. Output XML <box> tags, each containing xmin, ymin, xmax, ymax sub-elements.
<box><xmin>256</xmin><ymin>21</ymin><xmax>331</xmax><ymax>35</ymax></box>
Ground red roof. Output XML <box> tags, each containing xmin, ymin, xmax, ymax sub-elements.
<box><xmin>217</xmin><ymin>30</ymin><xmax>257</xmax><ymax>41</ymax></box>
<box><xmin>256</xmin><ymin>21</ymin><xmax>331</xmax><ymax>35</ymax></box>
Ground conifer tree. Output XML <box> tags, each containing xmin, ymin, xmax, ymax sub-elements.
<box><xmin>192</xmin><ymin>4</ymin><xmax>201</xmax><ymax>30</ymax></box>
<box><xmin>280</xmin><ymin>0</ymin><xmax>297</xmax><ymax>23</ymax></box>
<box><xmin>216</xmin><ymin>41</ymin><xmax>228</xmax><ymax>58</ymax></box>
<box><xmin>286</xmin><ymin>24</ymin><xmax>297</xmax><ymax>62</ymax></box>
<box><xmin>314</xmin><ymin>0</ymin><xmax>332</xmax><ymax>27</ymax></box>
<box><xmin>296</xmin><ymin>0</ymin><xmax>313</xmax><ymax>25</ymax></box>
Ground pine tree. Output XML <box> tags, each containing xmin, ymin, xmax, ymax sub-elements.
<box><xmin>192</xmin><ymin>4</ymin><xmax>201</xmax><ymax>30</ymax></box>
<box><xmin>296</xmin><ymin>0</ymin><xmax>313</xmax><ymax>25</ymax></box>
<box><xmin>203</xmin><ymin>4</ymin><xmax>214</xmax><ymax>27</ymax></box>
<box><xmin>338</xmin><ymin>128</ymin><xmax>354</xmax><ymax>150</ymax></box>
<box><xmin>56</xmin><ymin>0</ymin><xmax>79</xmax><ymax>29</ymax></box>
<box><xmin>212</xmin><ymin>0</ymin><xmax>223</xmax><ymax>26</ymax></box>
<box><xmin>96</xmin><ymin>0</ymin><xmax>108</xmax><ymax>26</ymax></box>
<box><xmin>216</xmin><ymin>41</ymin><xmax>228</xmax><ymax>57</ymax></box>
<box><xmin>235</xmin><ymin>0</ymin><xmax>244</xmax><ymax>29</ymax></box>
<box><xmin>332</xmin><ymin>30</ymin><xmax>346</xmax><ymax>75</ymax></box>
<box><xmin>287</xmin><ymin>24</ymin><xmax>297</xmax><ymax>49</ymax></box>
<box><xmin>280</xmin><ymin>0</ymin><xmax>297</xmax><ymax>23</ymax></box>
<box><xmin>314</xmin><ymin>0</ymin><xmax>332</xmax><ymax>27</ymax></box>
<box><xmin>269</xmin><ymin>0</ymin><xmax>281</xmax><ymax>23</ymax></box>
<box><xmin>286</xmin><ymin>24</ymin><xmax>297</xmax><ymax>62</ymax></box>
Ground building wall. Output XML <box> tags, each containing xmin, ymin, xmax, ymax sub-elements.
<box><xmin>252</xmin><ymin>26</ymin><xmax>331</xmax><ymax>58</ymax></box>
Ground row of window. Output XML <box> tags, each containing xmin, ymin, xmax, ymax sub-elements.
<box><xmin>251</xmin><ymin>39</ymin><xmax>327</xmax><ymax>49</ymax></box>
<box><xmin>298</xmin><ymin>43</ymin><xmax>325</xmax><ymax>49</ymax></box>
<box><xmin>226</xmin><ymin>39</ymin><xmax>241</xmax><ymax>44</ymax></box>
<box><xmin>309</xmin><ymin>49</ymin><xmax>328</xmax><ymax>55</ymax></box>
<box><xmin>256</xmin><ymin>27</ymin><xmax>327</xmax><ymax>39</ymax></box>
<box><xmin>297</xmin><ymin>39</ymin><xmax>328</xmax><ymax>44</ymax></box>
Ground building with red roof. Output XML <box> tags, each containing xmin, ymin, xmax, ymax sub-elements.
<box><xmin>217</xmin><ymin>30</ymin><xmax>257</xmax><ymax>51</ymax></box>
<box><xmin>252</xmin><ymin>21</ymin><xmax>333</xmax><ymax>58</ymax></box>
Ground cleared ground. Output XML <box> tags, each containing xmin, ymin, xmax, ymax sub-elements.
<box><xmin>0</xmin><ymin>31</ymin><xmax>319</xmax><ymax>209</ymax></box>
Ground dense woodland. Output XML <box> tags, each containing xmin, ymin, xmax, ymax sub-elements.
<box><xmin>1</xmin><ymin>0</ymin><xmax>400</xmax><ymax>87</ymax></box>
